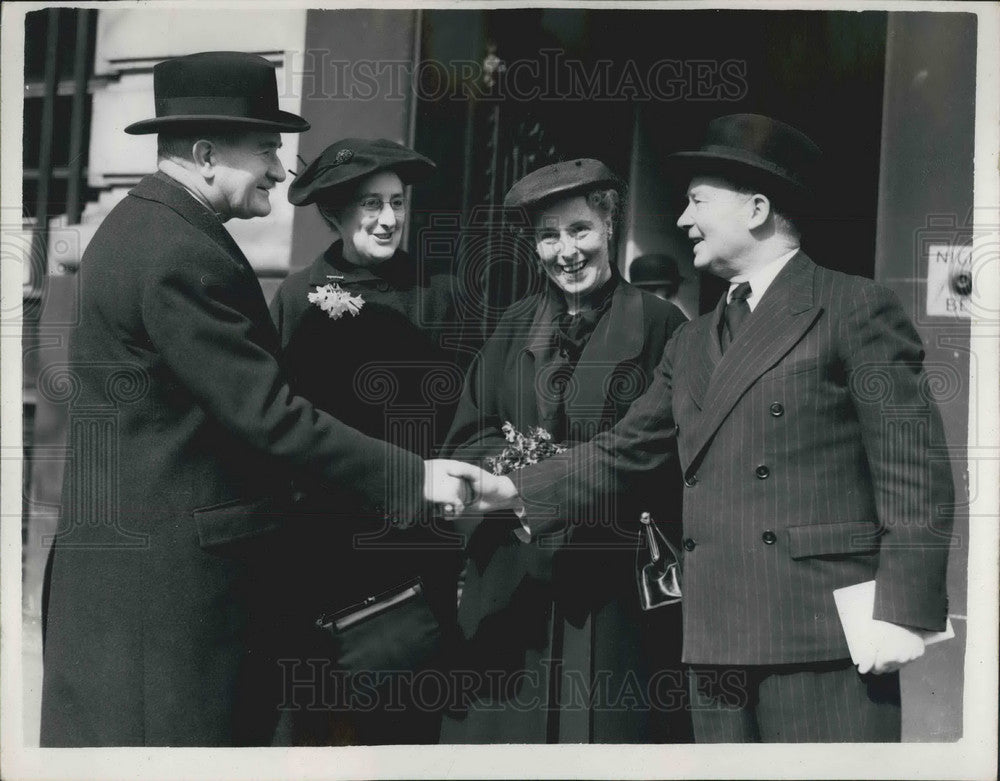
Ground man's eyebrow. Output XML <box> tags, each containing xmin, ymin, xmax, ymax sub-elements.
<box><xmin>261</xmin><ymin>140</ymin><xmax>282</xmax><ymax>150</ymax></box>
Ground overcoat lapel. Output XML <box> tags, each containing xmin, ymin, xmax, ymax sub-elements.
<box><xmin>688</xmin><ymin>252</ymin><xmax>822</xmax><ymax>463</ymax></box>
<box><xmin>520</xmin><ymin>282</ymin><xmax>645</xmax><ymax>434</ymax></box>
<box><xmin>567</xmin><ymin>283</ymin><xmax>644</xmax><ymax>430</ymax></box>
<box><xmin>523</xmin><ymin>292</ymin><xmax>562</xmax><ymax>428</ymax></box>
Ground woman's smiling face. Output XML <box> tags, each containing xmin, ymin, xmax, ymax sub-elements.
<box><xmin>533</xmin><ymin>195</ymin><xmax>613</xmax><ymax>304</ymax></box>
<box><xmin>333</xmin><ymin>170</ymin><xmax>406</xmax><ymax>266</ymax></box>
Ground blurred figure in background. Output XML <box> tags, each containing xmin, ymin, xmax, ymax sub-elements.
<box><xmin>628</xmin><ymin>252</ymin><xmax>681</xmax><ymax>302</ymax></box>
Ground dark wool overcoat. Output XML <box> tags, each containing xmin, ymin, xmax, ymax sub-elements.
<box><xmin>520</xmin><ymin>252</ymin><xmax>954</xmax><ymax>668</ymax></box>
<box><xmin>40</xmin><ymin>174</ymin><xmax>425</xmax><ymax>746</ymax></box>
<box><xmin>439</xmin><ymin>281</ymin><xmax>691</xmax><ymax>743</ymax></box>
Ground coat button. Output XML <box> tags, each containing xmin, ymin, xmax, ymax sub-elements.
<box><xmin>683</xmin><ymin>537</ymin><xmax>697</xmax><ymax>552</ymax></box>
<box><xmin>755</xmin><ymin>464</ymin><xmax>770</xmax><ymax>479</ymax></box>
<box><xmin>684</xmin><ymin>474</ymin><xmax>699</xmax><ymax>487</ymax></box>
<box><xmin>770</xmin><ymin>402</ymin><xmax>784</xmax><ymax>417</ymax></box>
<box><xmin>377</xmin><ymin>281</ymin><xmax>389</xmax><ymax>292</ymax></box>
<box><xmin>762</xmin><ymin>530</ymin><xmax>777</xmax><ymax>545</ymax></box>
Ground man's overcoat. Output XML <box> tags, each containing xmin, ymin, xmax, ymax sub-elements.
<box><xmin>40</xmin><ymin>174</ymin><xmax>425</xmax><ymax>746</ymax></box>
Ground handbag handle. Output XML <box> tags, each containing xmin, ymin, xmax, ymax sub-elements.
<box><xmin>640</xmin><ymin>511</ymin><xmax>661</xmax><ymax>563</ymax></box>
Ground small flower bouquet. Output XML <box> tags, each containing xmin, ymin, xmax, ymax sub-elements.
<box><xmin>308</xmin><ymin>282</ymin><xmax>365</xmax><ymax>320</ymax></box>
<box><xmin>485</xmin><ymin>421</ymin><xmax>567</xmax><ymax>476</ymax></box>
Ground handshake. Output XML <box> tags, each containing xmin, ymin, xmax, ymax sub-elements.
<box><xmin>422</xmin><ymin>459</ymin><xmax>521</xmax><ymax>517</ymax></box>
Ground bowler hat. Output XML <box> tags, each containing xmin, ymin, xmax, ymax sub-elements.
<box><xmin>503</xmin><ymin>159</ymin><xmax>623</xmax><ymax>212</ymax></box>
<box><xmin>670</xmin><ymin>114</ymin><xmax>821</xmax><ymax>206</ymax></box>
<box><xmin>124</xmin><ymin>51</ymin><xmax>309</xmax><ymax>135</ymax></box>
<box><xmin>288</xmin><ymin>138</ymin><xmax>436</xmax><ymax>207</ymax></box>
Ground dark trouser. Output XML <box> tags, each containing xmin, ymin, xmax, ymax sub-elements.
<box><xmin>688</xmin><ymin>659</ymin><xmax>901</xmax><ymax>742</ymax></box>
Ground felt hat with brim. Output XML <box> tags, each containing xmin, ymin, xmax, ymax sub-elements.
<box><xmin>629</xmin><ymin>254</ymin><xmax>681</xmax><ymax>287</ymax></box>
<box><xmin>288</xmin><ymin>138</ymin><xmax>436</xmax><ymax>207</ymax></box>
<box><xmin>669</xmin><ymin>114</ymin><xmax>821</xmax><ymax>210</ymax></box>
<box><xmin>124</xmin><ymin>51</ymin><xmax>309</xmax><ymax>135</ymax></box>
<box><xmin>503</xmin><ymin>158</ymin><xmax>623</xmax><ymax>213</ymax></box>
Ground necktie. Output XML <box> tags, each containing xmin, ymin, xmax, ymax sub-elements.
<box><xmin>722</xmin><ymin>281</ymin><xmax>752</xmax><ymax>351</ymax></box>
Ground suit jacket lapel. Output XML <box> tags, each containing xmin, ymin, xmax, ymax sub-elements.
<box><xmin>688</xmin><ymin>252</ymin><xmax>822</xmax><ymax>463</ymax></box>
<box><xmin>129</xmin><ymin>173</ymin><xmax>252</xmax><ymax>273</ymax></box>
<box><xmin>686</xmin><ymin>294</ymin><xmax>725</xmax><ymax>410</ymax></box>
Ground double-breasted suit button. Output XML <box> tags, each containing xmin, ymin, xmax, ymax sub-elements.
<box><xmin>770</xmin><ymin>402</ymin><xmax>784</xmax><ymax>417</ymax></box>
<box><xmin>376</xmin><ymin>281</ymin><xmax>389</xmax><ymax>292</ymax></box>
<box><xmin>684</xmin><ymin>474</ymin><xmax>699</xmax><ymax>487</ymax></box>
<box><xmin>762</xmin><ymin>530</ymin><xmax>777</xmax><ymax>545</ymax></box>
<box><xmin>683</xmin><ymin>537</ymin><xmax>697</xmax><ymax>551</ymax></box>
<box><xmin>755</xmin><ymin>464</ymin><xmax>770</xmax><ymax>479</ymax></box>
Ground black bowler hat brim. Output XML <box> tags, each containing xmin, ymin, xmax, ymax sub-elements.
<box><xmin>124</xmin><ymin>111</ymin><xmax>310</xmax><ymax>135</ymax></box>
<box><xmin>669</xmin><ymin>150</ymin><xmax>811</xmax><ymax>201</ymax></box>
<box><xmin>123</xmin><ymin>51</ymin><xmax>310</xmax><ymax>135</ymax></box>
<box><xmin>667</xmin><ymin>114</ymin><xmax>822</xmax><ymax>213</ymax></box>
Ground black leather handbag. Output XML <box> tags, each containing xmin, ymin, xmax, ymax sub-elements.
<box><xmin>636</xmin><ymin>512</ymin><xmax>683</xmax><ymax>611</ymax></box>
<box><xmin>315</xmin><ymin>577</ymin><xmax>442</xmax><ymax>675</ymax></box>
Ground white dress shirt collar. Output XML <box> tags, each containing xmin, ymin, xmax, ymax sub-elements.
<box><xmin>728</xmin><ymin>247</ymin><xmax>799</xmax><ymax>312</ymax></box>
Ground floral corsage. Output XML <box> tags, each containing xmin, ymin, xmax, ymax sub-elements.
<box><xmin>485</xmin><ymin>421</ymin><xmax>567</xmax><ymax>476</ymax></box>
<box><xmin>308</xmin><ymin>276</ymin><xmax>365</xmax><ymax>320</ymax></box>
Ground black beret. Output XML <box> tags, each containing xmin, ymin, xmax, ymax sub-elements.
<box><xmin>503</xmin><ymin>159</ymin><xmax>623</xmax><ymax>211</ymax></box>
<box><xmin>288</xmin><ymin>138</ymin><xmax>436</xmax><ymax>207</ymax></box>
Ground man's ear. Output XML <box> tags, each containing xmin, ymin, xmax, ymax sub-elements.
<box><xmin>746</xmin><ymin>193</ymin><xmax>772</xmax><ymax>230</ymax></box>
<box><xmin>191</xmin><ymin>139</ymin><xmax>216</xmax><ymax>177</ymax></box>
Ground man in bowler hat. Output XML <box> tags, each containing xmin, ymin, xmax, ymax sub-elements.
<box><xmin>40</xmin><ymin>51</ymin><xmax>483</xmax><ymax>746</ymax></box>
<box><xmin>474</xmin><ymin>114</ymin><xmax>954</xmax><ymax>742</ymax></box>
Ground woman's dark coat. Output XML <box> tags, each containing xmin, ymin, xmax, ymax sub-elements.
<box><xmin>269</xmin><ymin>242</ymin><xmax>466</xmax><ymax>743</ymax></box>
<box><xmin>440</xmin><ymin>281</ymin><xmax>691</xmax><ymax>743</ymax></box>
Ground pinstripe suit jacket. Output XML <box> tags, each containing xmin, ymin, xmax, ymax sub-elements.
<box><xmin>519</xmin><ymin>252</ymin><xmax>953</xmax><ymax>665</ymax></box>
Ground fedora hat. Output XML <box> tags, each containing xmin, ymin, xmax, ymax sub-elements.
<box><xmin>288</xmin><ymin>138</ymin><xmax>435</xmax><ymax>207</ymax></box>
<box><xmin>504</xmin><ymin>158</ymin><xmax>623</xmax><ymax>212</ymax></box>
<box><xmin>124</xmin><ymin>51</ymin><xmax>309</xmax><ymax>135</ymax></box>
<box><xmin>670</xmin><ymin>114</ymin><xmax>821</xmax><ymax>206</ymax></box>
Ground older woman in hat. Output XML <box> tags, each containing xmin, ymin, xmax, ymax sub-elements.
<box><xmin>439</xmin><ymin>160</ymin><xmax>691</xmax><ymax>743</ymax></box>
<box><xmin>270</xmin><ymin>139</ymin><xmax>464</xmax><ymax>746</ymax></box>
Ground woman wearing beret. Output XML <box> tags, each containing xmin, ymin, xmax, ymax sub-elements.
<box><xmin>270</xmin><ymin>138</ymin><xmax>463</xmax><ymax>745</ymax></box>
<box><xmin>440</xmin><ymin>160</ymin><xmax>692</xmax><ymax>743</ymax></box>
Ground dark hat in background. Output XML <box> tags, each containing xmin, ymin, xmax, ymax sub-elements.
<box><xmin>669</xmin><ymin>114</ymin><xmax>821</xmax><ymax>208</ymax></box>
<box><xmin>629</xmin><ymin>253</ymin><xmax>681</xmax><ymax>288</ymax></box>
<box><xmin>504</xmin><ymin>158</ymin><xmax>623</xmax><ymax>212</ymax></box>
<box><xmin>124</xmin><ymin>51</ymin><xmax>309</xmax><ymax>135</ymax></box>
<box><xmin>288</xmin><ymin>138</ymin><xmax>436</xmax><ymax>207</ymax></box>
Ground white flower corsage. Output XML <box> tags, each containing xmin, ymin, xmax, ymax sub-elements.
<box><xmin>307</xmin><ymin>276</ymin><xmax>365</xmax><ymax>320</ymax></box>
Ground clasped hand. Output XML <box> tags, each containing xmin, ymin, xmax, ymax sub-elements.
<box><xmin>422</xmin><ymin>459</ymin><xmax>519</xmax><ymax>517</ymax></box>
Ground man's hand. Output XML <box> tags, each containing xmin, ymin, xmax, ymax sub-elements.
<box><xmin>423</xmin><ymin>459</ymin><xmax>475</xmax><ymax>516</ymax></box>
<box><xmin>855</xmin><ymin>619</ymin><xmax>926</xmax><ymax>675</ymax></box>
<box><xmin>438</xmin><ymin>461</ymin><xmax>520</xmax><ymax>514</ymax></box>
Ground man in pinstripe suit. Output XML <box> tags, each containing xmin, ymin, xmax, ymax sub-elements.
<box><xmin>470</xmin><ymin>114</ymin><xmax>953</xmax><ymax>742</ymax></box>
